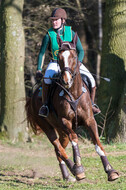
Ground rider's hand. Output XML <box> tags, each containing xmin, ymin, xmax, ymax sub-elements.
<box><xmin>36</xmin><ymin>70</ymin><xmax>43</xmax><ymax>82</ymax></box>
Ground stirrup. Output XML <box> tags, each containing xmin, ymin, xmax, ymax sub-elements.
<box><xmin>92</xmin><ymin>104</ymin><xmax>101</xmax><ymax>116</ymax></box>
<box><xmin>38</xmin><ymin>105</ymin><xmax>49</xmax><ymax>117</ymax></box>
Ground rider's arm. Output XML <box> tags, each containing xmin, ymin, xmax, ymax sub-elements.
<box><xmin>72</xmin><ymin>31</ymin><xmax>84</xmax><ymax>62</ymax></box>
<box><xmin>37</xmin><ymin>33</ymin><xmax>50</xmax><ymax>71</ymax></box>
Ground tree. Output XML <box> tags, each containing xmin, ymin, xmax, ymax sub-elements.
<box><xmin>98</xmin><ymin>0</ymin><xmax>126</xmax><ymax>142</ymax></box>
<box><xmin>0</xmin><ymin>0</ymin><xmax>28</xmax><ymax>142</ymax></box>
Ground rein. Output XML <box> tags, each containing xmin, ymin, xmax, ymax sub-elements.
<box><xmin>54</xmin><ymin>77</ymin><xmax>85</xmax><ymax>130</ymax></box>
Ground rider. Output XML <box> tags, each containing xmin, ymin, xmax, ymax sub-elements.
<box><xmin>36</xmin><ymin>8</ymin><xmax>101</xmax><ymax>117</ymax></box>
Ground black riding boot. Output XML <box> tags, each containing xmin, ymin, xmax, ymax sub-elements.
<box><xmin>39</xmin><ymin>82</ymin><xmax>50</xmax><ymax>117</ymax></box>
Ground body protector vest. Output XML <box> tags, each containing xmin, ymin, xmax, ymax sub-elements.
<box><xmin>48</xmin><ymin>26</ymin><xmax>72</xmax><ymax>60</ymax></box>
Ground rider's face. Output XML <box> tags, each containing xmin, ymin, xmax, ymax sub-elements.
<box><xmin>52</xmin><ymin>18</ymin><xmax>62</xmax><ymax>29</ymax></box>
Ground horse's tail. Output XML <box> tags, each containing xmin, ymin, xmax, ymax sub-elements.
<box><xmin>25</xmin><ymin>97</ymin><xmax>43</xmax><ymax>135</ymax></box>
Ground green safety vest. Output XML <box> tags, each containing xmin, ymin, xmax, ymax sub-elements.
<box><xmin>48</xmin><ymin>26</ymin><xmax>72</xmax><ymax>60</ymax></box>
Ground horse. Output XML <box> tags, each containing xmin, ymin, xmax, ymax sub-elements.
<box><xmin>25</xmin><ymin>33</ymin><xmax>119</xmax><ymax>182</ymax></box>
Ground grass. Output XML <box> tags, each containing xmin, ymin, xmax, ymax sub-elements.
<box><xmin>0</xmin><ymin>135</ymin><xmax>125</xmax><ymax>190</ymax></box>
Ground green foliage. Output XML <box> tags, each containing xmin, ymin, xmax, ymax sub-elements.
<box><xmin>0</xmin><ymin>131</ymin><xmax>8</xmax><ymax>141</ymax></box>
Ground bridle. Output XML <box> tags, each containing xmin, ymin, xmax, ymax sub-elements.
<box><xmin>56</xmin><ymin>50</ymin><xmax>84</xmax><ymax>129</ymax></box>
<box><xmin>58</xmin><ymin>44</ymin><xmax>79</xmax><ymax>87</ymax></box>
<box><xmin>61</xmin><ymin>56</ymin><xmax>78</xmax><ymax>77</ymax></box>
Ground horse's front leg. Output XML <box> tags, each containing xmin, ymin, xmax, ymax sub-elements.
<box><xmin>56</xmin><ymin>153</ymin><xmax>76</xmax><ymax>182</ymax></box>
<box><xmin>41</xmin><ymin>122</ymin><xmax>75</xmax><ymax>181</ymax></box>
<box><xmin>55</xmin><ymin>129</ymin><xmax>76</xmax><ymax>182</ymax></box>
<box><xmin>61</xmin><ymin>118</ymin><xmax>86</xmax><ymax>180</ymax></box>
<box><xmin>71</xmin><ymin>136</ymin><xmax>86</xmax><ymax>180</ymax></box>
<box><xmin>53</xmin><ymin>138</ymin><xmax>75</xmax><ymax>179</ymax></box>
<box><xmin>85</xmin><ymin>117</ymin><xmax>119</xmax><ymax>181</ymax></box>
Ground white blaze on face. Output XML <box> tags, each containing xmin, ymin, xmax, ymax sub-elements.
<box><xmin>62</xmin><ymin>51</ymin><xmax>71</xmax><ymax>85</ymax></box>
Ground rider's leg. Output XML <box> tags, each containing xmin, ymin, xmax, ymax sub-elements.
<box><xmin>39</xmin><ymin>81</ymin><xmax>50</xmax><ymax>117</ymax></box>
<box><xmin>79</xmin><ymin>64</ymin><xmax>101</xmax><ymax>115</ymax></box>
<box><xmin>39</xmin><ymin>61</ymin><xmax>60</xmax><ymax>117</ymax></box>
<box><xmin>91</xmin><ymin>86</ymin><xmax>101</xmax><ymax>115</ymax></box>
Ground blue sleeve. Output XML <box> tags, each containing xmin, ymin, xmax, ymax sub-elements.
<box><xmin>72</xmin><ymin>30</ymin><xmax>84</xmax><ymax>62</ymax></box>
<box><xmin>37</xmin><ymin>33</ymin><xmax>50</xmax><ymax>71</ymax></box>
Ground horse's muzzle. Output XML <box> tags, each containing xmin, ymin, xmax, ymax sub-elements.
<box><xmin>61</xmin><ymin>71</ymin><xmax>73</xmax><ymax>89</ymax></box>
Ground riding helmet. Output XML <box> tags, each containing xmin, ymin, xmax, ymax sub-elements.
<box><xmin>50</xmin><ymin>8</ymin><xmax>67</xmax><ymax>20</ymax></box>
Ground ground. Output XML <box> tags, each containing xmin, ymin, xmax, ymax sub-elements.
<box><xmin>0</xmin><ymin>134</ymin><xmax>126</xmax><ymax>190</ymax></box>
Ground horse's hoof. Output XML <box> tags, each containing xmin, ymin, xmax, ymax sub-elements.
<box><xmin>66</xmin><ymin>175</ymin><xmax>76</xmax><ymax>182</ymax></box>
<box><xmin>73</xmin><ymin>164</ymin><xmax>86</xmax><ymax>180</ymax></box>
<box><xmin>76</xmin><ymin>172</ymin><xmax>86</xmax><ymax>181</ymax></box>
<box><xmin>108</xmin><ymin>170</ymin><xmax>119</xmax><ymax>181</ymax></box>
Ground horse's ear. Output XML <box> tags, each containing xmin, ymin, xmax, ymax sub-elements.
<box><xmin>57</xmin><ymin>34</ymin><xmax>63</xmax><ymax>48</ymax></box>
<box><xmin>72</xmin><ymin>32</ymin><xmax>78</xmax><ymax>47</ymax></box>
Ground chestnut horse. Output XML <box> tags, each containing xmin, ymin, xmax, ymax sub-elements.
<box><xmin>26</xmin><ymin>33</ymin><xmax>119</xmax><ymax>182</ymax></box>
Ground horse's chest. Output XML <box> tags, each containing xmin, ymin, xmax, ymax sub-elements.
<box><xmin>59</xmin><ymin>99</ymin><xmax>71</xmax><ymax>112</ymax></box>
<box><xmin>56</xmin><ymin>98</ymin><xmax>73</xmax><ymax>118</ymax></box>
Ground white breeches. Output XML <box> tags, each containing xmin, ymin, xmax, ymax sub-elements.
<box><xmin>80</xmin><ymin>64</ymin><xmax>96</xmax><ymax>88</ymax></box>
<box><xmin>44</xmin><ymin>61</ymin><xmax>60</xmax><ymax>84</ymax></box>
<box><xmin>44</xmin><ymin>61</ymin><xmax>96</xmax><ymax>88</ymax></box>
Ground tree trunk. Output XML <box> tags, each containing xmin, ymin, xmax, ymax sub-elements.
<box><xmin>98</xmin><ymin>0</ymin><xmax>126</xmax><ymax>142</ymax></box>
<box><xmin>72</xmin><ymin>0</ymin><xmax>88</xmax><ymax>64</ymax></box>
<box><xmin>0</xmin><ymin>0</ymin><xmax>28</xmax><ymax>142</ymax></box>
<box><xmin>96</xmin><ymin>0</ymin><xmax>103</xmax><ymax>85</ymax></box>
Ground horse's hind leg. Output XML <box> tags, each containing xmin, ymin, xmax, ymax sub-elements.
<box><xmin>53</xmin><ymin>138</ymin><xmax>79</xmax><ymax>181</ymax></box>
<box><xmin>85</xmin><ymin>117</ymin><xmax>119</xmax><ymax>181</ymax></box>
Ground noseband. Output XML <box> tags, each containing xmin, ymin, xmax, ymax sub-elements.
<box><xmin>60</xmin><ymin>56</ymin><xmax>78</xmax><ymax>79</ymax></box>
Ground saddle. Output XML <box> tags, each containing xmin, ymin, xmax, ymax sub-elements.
<box><xmin>38</xmin><ymin>73</ymin><xmax>92</xmax><ymax>99</ymax></box>
<box><xmin>81</xmin><ymin>74</ymin><xmax>92</xmax><ymax>94</ymax></box>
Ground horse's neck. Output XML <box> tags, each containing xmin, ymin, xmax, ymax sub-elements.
<box><xmin>70</xmin><ymin>72</ymin><xmax>83</xmax><ymax>98</ymax></box>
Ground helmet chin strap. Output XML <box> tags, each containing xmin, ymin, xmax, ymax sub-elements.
<box><xmin>57</xmin><ymin>20</ymin><xmax>65</xmax><ymax>31</ymax></box>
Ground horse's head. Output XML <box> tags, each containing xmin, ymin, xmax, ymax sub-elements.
<box><xmin>57</xmin><ymin>33</ymin><xmax>78</xmax><ymax>89</ymax></box>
